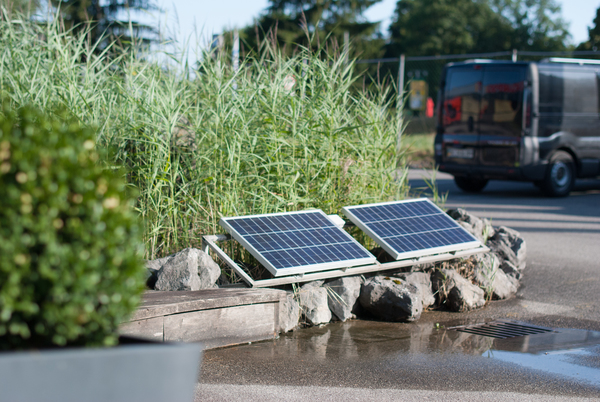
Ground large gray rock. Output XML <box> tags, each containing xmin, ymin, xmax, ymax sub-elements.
<box><xmin>155</xmin><ymin>248</ymin><xmax>202</xmax><ymax>291</ymax></box>
<box><xmin>472</xmin><ymin>253</ymin><xmax>517</xmax><ymax>300</ymax></box>
<box><xmin>153</xmin><ymin>248</ymin><xmax>220</xmax><ymax>291</ymax></box>
<box><xmin>198</xmin><ymin>250</ymin><xmax>221</xmax><ymax>289</ymax></box>
<box><xmin>431</xmin><ymin>269</ymin><xmax>485</xmax><ymax>312</ymax></box>
<box><xmin>447</xmin><ymin>208</ymin><xmax>495</xmax><ymax>243</ymax></box>
<box><xmin>279</xmin><ymin>291</ymin><xmax>300</xmax><ymax>332</ymax></box>
<box><xmin>393</xmin><ymin>272</ymin><xmax>435</xmax><ymax>308</ymax></box>
<box><xmin>487</xmin><ymin>226</ymin><xmax>527</xmax><ymax>271</ymax></box>
<box><xmin>325</xmin><ymin>276</ymin><xmax>363</xmax><ymax>322</ymax></box>
<box><xmin>145</xmin><ymin>256</ymin><xmax>169</xmax><ymax>289</ymax></box>
<box><xmin>359</xmin><ymin>276</ymin><xmax>422</xmax><ymax>322</ymax></box>
<box><xmin>297</xmin><ymin>282</ymin><xmax>331</xmax><ymax>325</ymax></box>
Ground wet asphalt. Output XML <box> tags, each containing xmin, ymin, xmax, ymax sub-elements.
<box><xmin>197</xmin><ymin>171</ymin><xmax>600</xmax><ymax>401</ymax></box>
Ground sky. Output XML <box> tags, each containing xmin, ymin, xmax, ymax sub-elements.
<box><xmin>152</xmin><ymin>0</ymin><xmax>600</xmax><ymax>52</ymax></box>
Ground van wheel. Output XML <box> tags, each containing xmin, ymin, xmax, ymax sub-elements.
<box><xmin>541</xmin><ymin>151</ymin><xmax>575</xmax><ymax>197</ymax></box>
<box><xmin>454</xmin><ymin>176</ymin><xmax>488</xmax><ymax>193</ymax></box>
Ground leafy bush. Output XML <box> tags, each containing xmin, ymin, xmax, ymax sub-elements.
<box><xmin>0</xmin><ymin>103</ymin><xmax>146</xmax><ymax>350</ymax></box>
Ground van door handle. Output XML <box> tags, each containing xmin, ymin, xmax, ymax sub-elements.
<box><xmin>468</xmin><ymin>116</ymin><xmax>474</xmax><ymax>133</ymax></box>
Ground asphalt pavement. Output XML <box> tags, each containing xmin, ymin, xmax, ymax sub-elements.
<box><xmin>197</xmin><ymin>171</ymin><xmax>600</xmax><ymax>401</ymax></box>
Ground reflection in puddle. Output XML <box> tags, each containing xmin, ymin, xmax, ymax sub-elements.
<box><xmin>491</xmin><ymin>348</ymin><xmax>600</xmax><ymax>385</ymax></box>
<box><xmin>274</xmin><ymin>320</ymin><xmax>600</xmax><ymax>385</ymax></box>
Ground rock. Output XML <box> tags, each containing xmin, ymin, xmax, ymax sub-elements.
<box><xmin>198</xmin><ymin>250</ymin><xmax>221</xmax><ymax>289</ymax></box>
<box><xmin>431</xmin><ymin>269</ymin><xmax>485</xmax><ymax>312</ymax></box>
<box><xmin>153</xmin><ymin>248</ymin><xmax>219</xmax><ymax>291</ymax></box>
<box><xmin>410</xmin><ymin>262</ymin><xmax>435</xmax><ymax>272</ymax></box>
<box><xmin>393</xmin><ymin>272</ymin><xmax>435</xmax><ymax>308</ymax></box>
<box><xmin>447</xmin><ymin>208</ymin><xmax>495</xmax><ymax>243</ymax></box>
<box><xmin>302</xmin><ymin>280</ymin><xmax>325</xmax><ymax>289</ymax></box>
<box><xmin>325</xmin><ymin>276</ymin><xmax>363</xmax><ymax>322</ymax></box>
<box><xmin>472</xmin><ymin>253</ymin><xmax>517</xmax><ymax>300</ymax></box>
<box><xmin>500</xmin><ymin>260</ymin><xmax>521</xmax><ymax>280</ymax></box>
<box><xmin>154</xmin><ymin>248</ymin><xmax>202</xmax><ymax>291</ymax></box>
<box><xmin>145</xmin><ymin>257</ymin><xmax>169</xmax><ymax>289</ymax></box>
<box><xmin>279</xmin><ymin>291</ymin><xmax>300</xmax><ymax>332</ymax></box>
<box><xmin>297</xmin><ymin>282</ymin><xmax>331</xmax><ymax>325</ymax></box>
<box><xmin>359</xmin><ymin>276</ymin><xmax>422</xmax><ymax>322</ymax></box>
<box><xmin>487</xmin><ymin>226</ymin><xmax>526</xmax><ymax>271</ymax></box>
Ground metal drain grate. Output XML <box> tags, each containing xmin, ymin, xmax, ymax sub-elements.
<box><xmin>448</xmin><ymin>321</ymin><xmax>556</xmax><ymax>339</ymax></box>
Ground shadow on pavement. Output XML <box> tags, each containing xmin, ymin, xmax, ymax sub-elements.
<box><xmin>406</xmin><ymin>169</ymin><xmax>600</xmax><ymax>232</ymax></box>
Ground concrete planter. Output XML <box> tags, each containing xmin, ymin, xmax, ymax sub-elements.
<box><xmin>0</xmin><ymin>337</ymin><xmax>202</xmax><ymax>402</ymax></box>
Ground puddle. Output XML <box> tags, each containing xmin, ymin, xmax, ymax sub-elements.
<box><xmin>491</xmin><ymin>348</ymin><xmax>600</xmax><ymax>385</ymax></box>
<box><xmin>202</xmin><ymin>320</ymin><xmax>600</xmax><ymax>396</ymax></box>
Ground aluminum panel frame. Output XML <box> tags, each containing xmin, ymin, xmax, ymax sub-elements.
<box><xmin>202</xmin><ymin>234</ymin><xmax>489</xmax><ymax>288</ymax></box>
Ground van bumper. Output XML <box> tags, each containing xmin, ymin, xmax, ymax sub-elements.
<box><xmin>436</xmin><ymin>163</ymin><xmax>547</xmax><ymax>181</ymax></box>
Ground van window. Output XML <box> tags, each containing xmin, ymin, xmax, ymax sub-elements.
<box><xmin>442</xmin><ymin>67</ymin><xmax>482</xmax><ymax>134</ymax></box>
<box><xmin>539</xmin><ymin>67</ymin><xmax>563</xmax><ymax>114</ymax></box>
<box><xmin>563</xmin><ymin>69</ymin><xmax>597</xmax><ymax>114</ymax></box>
<box><xmin>539</xmin><ymin>66</ymin><xmax>598</xmax><ymax>114</ymax></box>
<box><xmin>480</xmin><ymin>66</ymin><xmax>526</xmax><ymax>136</ymax></box>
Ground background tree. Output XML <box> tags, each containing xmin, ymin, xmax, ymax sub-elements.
<box><xmin>577</xmin><ymin>6</ymin><xmax>600</xmax><ymax>51</ymax></box>
<box><xmin>386</xmin><ymin>0</ymin><xmax>513</xmax><ymax>56</ymax></box>
<box><xmin>50</xmin><ymin>0</ymin><xmax>158</xmax><ymax>51</ymax></box>
<box><xmin>238</xmin><ymin>0</ymin><xmax>385</xmax><ymax>61</ymax></box>
<box><xmin>386</xmin><ymin>0</ymin><xmax>568</xmax><ymax>56</ymax></box>
<box><xmin>489</xmin><ymin>0</ymin><xmax>568</xmax><ymax>51</ymax></box>
<box><xmin>0</xmin><ymin>0</ymin><xmax>41</xmax><ymax>17</ymax></box>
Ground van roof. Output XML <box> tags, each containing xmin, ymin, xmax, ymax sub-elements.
<box><xmin>445</xmin><ymin>60</ymin><xmax>528</xmax><ymax>67</ymax></box>
<box><xmin>446</xmin><ymin>58</ymin><xmax>600</xmax><ymax>68</ymax></box>
<box><xmin>540</xmin><ymin>57</ymin><xmax>600</xmax><ymax>65</ymax></box>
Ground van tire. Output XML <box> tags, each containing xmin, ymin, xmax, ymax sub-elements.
<box><xmin>541</xmin><ymin>151</ymin><xmax>575</xmax><ymax>197</ymax></box>
<box><xmin>454</xmin><ymin>176</ymin><xmax>488</xmax><ymax>193</ymax></box>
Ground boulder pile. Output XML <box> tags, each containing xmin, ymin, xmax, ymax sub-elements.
<box><xmin>278</xmin><ymin>208</ymin><xmax>526</xmax><ymax>332</ymax></box>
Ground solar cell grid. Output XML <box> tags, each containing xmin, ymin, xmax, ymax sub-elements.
<box><xmin>220</xmin><ymin>210</ymin><xmax>376</xmax><ymax>277</ymax></box>
<box><xmin>342</xmin><ymin>198</ymin><xmax>481</xmax><ymax>260</ymax></box>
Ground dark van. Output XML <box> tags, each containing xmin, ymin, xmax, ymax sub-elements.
<box><xmin>434</xmin><ymin>58</ymin><xmax>600</xmax><ymax>196</ymax></box>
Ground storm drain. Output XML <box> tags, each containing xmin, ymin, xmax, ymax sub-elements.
<box><xmin>448</xmin><ymin>321</ymin><xmax>556</xmax><ymax>339</ymax></box>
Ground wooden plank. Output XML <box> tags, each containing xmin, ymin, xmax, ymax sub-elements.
<box><xmin>131</xmin><ymin>288</ymin><xmax>286</xmax><ymax>321</ymax></box>
<box><xmin>163</xmin><ymin>303</ymin><xmax>278</xmax><ymax>349</ymax></box>
<box><xmin>119</xmin><ymin>316</ymin><xmax>164</xmax><ymax>341</ymax></box>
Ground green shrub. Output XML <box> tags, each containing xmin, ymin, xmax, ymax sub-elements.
<box><xmin>0</xmin><ymin>103</ymin><xmax>146</xmax><ymax>350</ymax></box>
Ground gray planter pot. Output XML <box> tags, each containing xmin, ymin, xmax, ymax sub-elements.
<box><xmin>0</xmin><ymin>337</ymin><xmax>202</xmax><ymax>402</ymax></box>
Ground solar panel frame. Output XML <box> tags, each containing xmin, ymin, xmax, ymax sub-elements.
<box><xmin>342</xmin><ymin>198</ymin><xmax>481</xmax><ymax>260</ymax></box>
<box><xmin>219</xmin><ymin>210</ymin><xmax>376</xmax><ymax>277</ymax></box>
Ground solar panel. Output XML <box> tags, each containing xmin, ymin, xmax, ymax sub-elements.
<box><xmin>342</xmin><ymin>198</ymin><xmax>481</xmax><ymax>260</ymax></box>
<box><xmin>219</xmin><ymin>210</ymin><xmax>376</xmax><ymax>277</ymax></box>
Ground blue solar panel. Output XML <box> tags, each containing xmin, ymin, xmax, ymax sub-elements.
<box><xmin>342</xmin><ymin>199</ymin><xmax>481</xmax><ymax>260</ymax></box>
<box><xmin>220</xmin><ymin>210</ymin><xmax>376</xmax><ymax>277</ymax></box>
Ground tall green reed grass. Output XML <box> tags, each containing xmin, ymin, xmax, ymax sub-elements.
<box><xmin>0</xmin><ymin>15</ymin><xmax>409</xmax><ymax>260</ymax></box>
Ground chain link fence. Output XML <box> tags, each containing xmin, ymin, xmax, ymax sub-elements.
<box><xmin>356</xmin><ymin>50</ymin><xmax>600</xmax><ymax>135</ymax></box>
